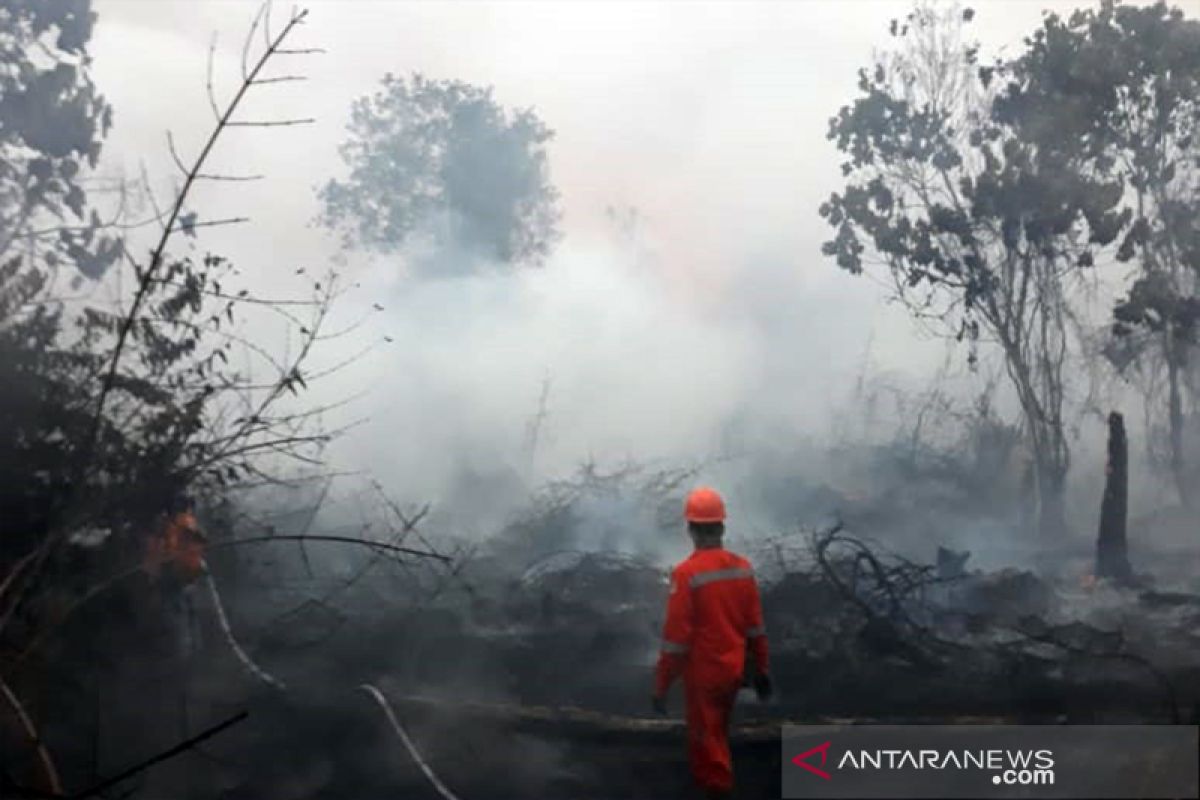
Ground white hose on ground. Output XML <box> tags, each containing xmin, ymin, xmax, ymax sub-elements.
<box><xmin>201</xmin><ymin>560</ymin><xmax>287</xmax><ymax>691</ymax></box>
<box><xmin>359</xmin><ymin>683</ymin><xmax>464</xmax><ymax>800</ymax></box>
<box><xmin>201</xmin><ymin>561</ymin><xmax>466</xmax><ymax>797</ymax></box>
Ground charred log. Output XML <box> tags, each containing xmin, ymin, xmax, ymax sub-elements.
<box><xmin>1096</xmin><ymin>412</ymin><xmax>1132</xmax><ymax>582</ymax></box>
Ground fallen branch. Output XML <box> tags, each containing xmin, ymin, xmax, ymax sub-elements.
<box><xmin>72</xmin><ymin>710</ymin><xmax>248</xmax><ymax>799</ymax></box>
<box><xmin>1005</xmin><ymin>617</ymin><xmax>1179</xmax><ymax>723</ymax></box>
<box><xmin>367</xmin><ymin>692</ymin><xmax>1014</xmax><ymax>744</ymax></box>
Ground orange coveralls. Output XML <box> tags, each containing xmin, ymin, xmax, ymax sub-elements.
<box><xmin>144</xmin><ymin>511</ymin><xmax>206</xmax><ymax>583</ymax></box>
<box><xmin>655</xmin><ymin>547</ymin><xmax>769</xmax><ymax>794</ymax></box>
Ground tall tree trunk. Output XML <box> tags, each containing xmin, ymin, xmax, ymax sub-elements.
<box><xmin>1165</xmin><ymin>334</ymin><xmax>1189</xmax><ymax>508</ymax></box>
<box><xmin>1036</xmin><ymin>456</ymin><xmax>1069</xmax><ymax>540</ymax></box>
<box><xmin>1019</xmin><ymin>454</ymin><xmax>1037</xmax><ymax>535</ymax></box>
<box><xmin>999</xmin><ymin>323</ymin><xmax>1070</xmax><ymax>539</ymax></box>
<box><xmin>1026</xmin><ymin>406</ymin><xmax>1069</xmax><ymax>539</ymax></box>
<box><xmin>1096</xmin><ymin>412</ymin><xmax>1132</xmax><ymax>582</ymax></box>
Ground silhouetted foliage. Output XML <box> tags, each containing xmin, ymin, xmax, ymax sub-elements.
<box><xmin>0</xmin><ymin>0</ymin><xmax>121</xmax><ymax>281</ymax></box>
<box><xmin>0</xmin><ymin>2</ymin><xmax>330</xmax><ymax>652</ymax></box>
<box><xmin>820</xmin><ymin>2</ymin><xmax>1128</xmax><ymax>537</ymax></box>
<box><xmin>996</xmin><ymin>0</ymin><xmax>1200</xmax><ymax>503</ymax></box>
<box><xmin>318</xmin><ymin>73</ymin><xmax>561</xmax><ymax>266</ymax></box>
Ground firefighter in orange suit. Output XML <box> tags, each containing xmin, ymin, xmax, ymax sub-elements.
<box><xmin>144</xmin><ymin>503</ymin><xmax>207</xmax><ymax>585</ymax></box>
<box><xmin>142</xmin><ymin>495</ymin><xmax>208</xmax><ymax>657</ymax></box>
<box><xmin>653</xmin><ymin>486</ymin><xmax>772</xmax><ymax>799</ymax></box>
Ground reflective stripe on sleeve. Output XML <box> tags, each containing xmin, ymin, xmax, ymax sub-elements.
<box><xmin>661</xmin><ymin>639</ymin><xmax>689</xmax><ymax>654</ymax></box>
<box><xmin>745</xmin><ymin>626</ymin><xmax>766</xmax><ymax>638</ymax></box>
<box><xmin>688</xmin><ymin>566</ymin><xmax>753</xmax><ymax>589</ymax></box>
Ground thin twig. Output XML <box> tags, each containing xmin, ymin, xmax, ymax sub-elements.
<box><xmin>84</xmin><ymin>6</ymin><xmax>313</xmax><ymax>473</ymax></box>
<box><xmin>251</xmin><ymin>75</ymin><xmax>307</xmax><ymax>85</ymax></box>
<box><xmin>195</xmin><ymin>173</ymin><xmax>265</xmax><ymax>182</ymax></box>
<box><xmin>0</xmin><ymin>676</ymin><xmax>63</xmax><ymax>796</ymax></box>
<box><xmin>207</xmin><ymin>534</ymin><xmax>452</xmax><ymax>563</ymax></box>
<box><xmin>165</xmin><ymin>131</ymin><xmax>188</xmax><ymax>176</ymax></box>
<box><xmin>295</xmin><ymin>476</ymin><xmax>334</xmax><ymax>578</ymax></box>
<box><xmin>263</xmin><ymin>0</ymin><xmax>273</xmax><ymax>49</ymax></box>
<box><xmin>73</xmin><ymin>711</ymin><xmax>249</xmax><ymax>799</ymax></box>
<box><xmin>0</xmin><ymin>547</ymin><xmax>40</xmax><ymax>600</ymax></box>
<box><xmin>226</xmin><ymin>118</ymin><xmax>315</xmax><ymax>127</ymax></box>
<box><xmin>149</xmin><ymin>278</ymin><xmax>319</xmax><ymax>307</ymax></box>
<box><xmin>168</xmin><ymin>216</ymin><xmax>251</xmax><ymax>236</ymax></box>
<box><xmin>205</xmin><ymin>34</ymin><xmax>221</xmax><ymax>122</ymax></box>
<box><xmin>241</xmin><ymin>3</ymin><xmax>268</xmax><ymax>81</ymax></box>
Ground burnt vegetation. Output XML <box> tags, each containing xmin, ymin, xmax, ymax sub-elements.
<box><xmin>1</xmin><ymin>1</ymin><xmax>1199</xmax><ymax>799</ymax></box>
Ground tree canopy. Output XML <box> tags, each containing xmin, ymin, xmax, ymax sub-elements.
<box><xmin>0</xmin><ymin>0</ymin><xmax>120</xmax><ymax>280</ymax></box>
<box><xmin>819</xmin><ymin>2</ymin><xmax>1133</xmax><ymax>537</ymax></box>
<box><xmin>994</xmin><ymin>0</ymin><xmax>1200</xmax><ymax>502</ymax></box>
<box><xmin>318</xmin><ymin>73</ymin><xmax>561</xmax><ymax>267</ymax></box>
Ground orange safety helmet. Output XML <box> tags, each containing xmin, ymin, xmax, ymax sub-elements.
<box><xmin>684</xmin><ymin>486</ymin><xmax>726</xmax><ymax>523</ymax></box>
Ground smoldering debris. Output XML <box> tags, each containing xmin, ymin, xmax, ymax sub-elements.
<box><xmin>752</xmin><ymin>527</ymin><xmax>1199</xmax><ymax>721</ymax></box>
<box><xmin>441</xmin><ymin>519</ymin><xmax>1200</xmax><ymax>724</ymax></box>
<box><xmin>9</xmin><ymin>486</ymin><xmax>1200</xmax><ymax>800</ymax></box>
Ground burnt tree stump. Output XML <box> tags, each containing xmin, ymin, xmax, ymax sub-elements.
<box><xmin>1096</xmin><ymin>411</ymin><xmax>1132</xmax><ymax>582</ymax></box>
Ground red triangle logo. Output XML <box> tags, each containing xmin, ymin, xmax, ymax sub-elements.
<box><xmin>792</xmin><ymin>741</ymin><xmax>832</xmax><ymax>780</ymax></box>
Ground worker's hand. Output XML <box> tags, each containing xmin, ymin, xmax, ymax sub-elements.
<box><xmin>651</xmin><ymin>694</ymin><xmax>667</xmax><ymax>715</ymax></box>
<box><xmin>753</xmin><ymin>672</ymin><xmax>773</xmax><ymax>702</ymax></box>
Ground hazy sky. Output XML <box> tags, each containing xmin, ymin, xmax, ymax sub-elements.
<box><xmin>87</xmin><ymin>0</ymin><xmax>1114</xmax><ymax>511</ymax></box>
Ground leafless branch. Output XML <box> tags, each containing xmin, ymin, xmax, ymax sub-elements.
<box><xmin>0</xmin><ymin>548</ymin><xmax>40</xmax><ymax>601</ymax></box>
<box><xmin>2</xmin><ymin>4</ymin><xmax>319</xmax><ymax>646</ymax></box>
<box><xmin>165</xmin><ymin>131</ymin><xmax>189</xmax><ymax>176</ymax></box>
<box><xmin>0</xmin><ymin>676</ymin><xmax>62</xmax><ymax>796</ymax></box>
<box><xmin>195</xmin><ymin>172</ymin><xmax>265</xmax><ymax>182</ymax></box>
<box><xmin>251</xmin><ymin>75</ymin><xmax>307</xmax><ymax>85</ymax></box>
<box><xmin>208</xmin><ymin>534</ymin><xmax>453</xmax><ymax>563</ymax></box>
<box><xmin>241</xmin><ymin>3</ymin><xmax>268</xmax><ymax>81</ymax></box>
<box><xmin>205</xmin><ymin>34</ymin><xmax>221</xmax><ymax>122</ymax></box>
<box><xmin>149</xmin><ymin>279</ymin><xmax>319</xmax><ymax>308</ymax></box>
<box><xmin>226</xmin><ymin>118</ymin><xmax>316</xmax><ymax>127</ymax></box>
<box><xmin>74</xmin><ymin>711</ymin><xmax>248</xmax><ymax>799</ymax></box>
<box><xmin>167</xmin><ymin>216</ymin><xmax>250</xmax><ymax>234</ymax></box>
<box><xmin>87</xmin><ymin>6</ymin><xmax>314</xmax><ymax>459</ymax></box>
<box><xmin>263</xmin><ymin>0</ymin><xmax>274</xmax><ymax>49</ymax></box>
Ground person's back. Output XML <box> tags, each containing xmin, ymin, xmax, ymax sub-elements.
<box><xmin>672</xmin><ymin>547</ymin><xmax>761</xmax><ymax>686</ymax></box>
